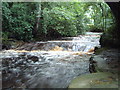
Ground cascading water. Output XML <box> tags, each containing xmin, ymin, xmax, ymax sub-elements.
<box><xmin>72</xmin><ymin>32</ymin><xmax>101</xmax><ymax>52</ymax></box>
<box><xmin>1</xmin><ymin>32</ymin><xmax>102</xmax><ymax>88</ymax></box>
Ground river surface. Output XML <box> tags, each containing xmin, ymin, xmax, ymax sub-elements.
<box><xmin>1</xmin><ymin>32</ymin><xmax>102</xmax><ymax>88</ymax></box>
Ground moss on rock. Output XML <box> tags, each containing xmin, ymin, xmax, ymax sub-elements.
<box><xmin>68</xmin><ymin>72</ymin><xmax>118</xmax><ymax>88</ymax></box>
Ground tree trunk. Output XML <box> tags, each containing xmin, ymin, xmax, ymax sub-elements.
<box><xmin>33</xmin><ymin>3</ymin><xmax>41</xmax><ymax>38</ymax></box>
<box><xmin>106</xmin><ymin>2</ymin><xmax>120</xmax><ymax>26</ymax></box>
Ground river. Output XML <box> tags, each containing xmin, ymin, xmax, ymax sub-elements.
<box><xmin>1</xmin><ymin>32</ymin><xmax>102</xmax><ymax>88</ymax></box>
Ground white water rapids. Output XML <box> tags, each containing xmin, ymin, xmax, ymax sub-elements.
<box><xmin>1</xmin><ymin>32</ymin><xmax>102</xmax><ymax>88</ymax></box>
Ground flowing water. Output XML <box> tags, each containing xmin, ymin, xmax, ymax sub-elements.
<box><xmin>1</xmin><ymin>32</ymin><xmax>102</xmax><ymax>88</ymax></box>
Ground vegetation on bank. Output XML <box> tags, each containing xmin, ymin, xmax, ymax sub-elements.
<box><xmin>2</xmin><ymin>2</ymin><xmax>115</xmax><ymax>42</ymax></box>
<box><xmin>100</xmin><ymin>2</ymin><xmax>120</xmax><ymax>48</ymax></box>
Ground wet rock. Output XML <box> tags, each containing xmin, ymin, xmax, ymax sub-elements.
<box><xmin>31</xmin><ymin>42</ymin><xmax>46</xmax><ymax>50</ymax></box>
<box><xmin>69</xmin><ymin>72</ymin><xmax>118</xmax><ymax>88</ymax></box>
<box><xmin>89</xmin><ymin>49</ymin><xmax>119</xmax><ymax>73</ymax></box>
<box><xmin>50</xmin><ymin>46</ymin><xmax>63</xmax><ymax>51</ymax></box>
<box><xmin>27</xmin><ymin>55</ymin><xmax>39</xmax><ymax>62</ymax></box>
<box><xmin>15</xmin><ymin>32</ymin><xmax>101</xmax><ymax>52</ymax></box>
<box><xmin>89</xmin><ymin>56</ymin><xmax>97</xmax><ymax>73</ymax></box>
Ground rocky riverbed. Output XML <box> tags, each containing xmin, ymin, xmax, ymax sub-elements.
<box><xmin>1</xmin><ymin>32</ymin><xmax>104</xmax><ymax>88</ymax></box>
<box><xmin>1</xmin><ymin>50</ymin><xmax>91</xmax><ymax>88</ymax></box>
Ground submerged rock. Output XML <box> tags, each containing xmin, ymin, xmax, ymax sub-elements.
<box><xmin>27</xmin><ymin>55</ymin><xmax>39</xmax><ymax>62</ymax></box>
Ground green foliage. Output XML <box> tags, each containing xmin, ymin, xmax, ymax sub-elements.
<box><xmin>2</xmin><ymin>32</ymin><xmax>9</xmax><ymax>41</ymax></box>
<box><xmin>2</xmin><ymin>32</ymin><xmax>12</xmax><ymax>49</ymax></box>
<box><xmin>2</xmin><ymin>2</ymin><xmax>36</xmax><ymax>41</ymax></box>
<box><xmin>43</xmin><ymin>5</ymin><xmax>78</xmax><ymax>36</ymax></box>
<box><xmin>2</xmin><ymin>2</ymin><xmax>115</xmax><ymax>41</ymax></box>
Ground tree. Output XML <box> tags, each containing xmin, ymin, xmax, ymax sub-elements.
<box><xmin>2</xmin><ymin>2</ymin><xmax>36</xmax><ymax>41</ymax></box>
<box><xmin>100</xmin><ymin>2</ymin><xmax>120</xmax><ymax>48</ymax></box>
<box><xmin>2</xmin><ymin>2</ymin><xmax>115</xmax><ymax>41</ymax></box>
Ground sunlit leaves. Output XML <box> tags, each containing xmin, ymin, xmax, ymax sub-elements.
<box><xmin>2</xmin><ymin>2</ymin><xmax>114</xmax><ymax>40</ymax></box>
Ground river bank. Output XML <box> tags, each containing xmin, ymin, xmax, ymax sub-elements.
<box><xmin>69</xmin><ymin>48</ymin><xmax>119</xmax><ymax>88</ymax></box>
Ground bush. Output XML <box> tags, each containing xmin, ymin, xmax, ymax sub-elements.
<box><xmin>2</xmin><ymin>2</ymin><xmax>36</xmax><ymax>41</ymax></box>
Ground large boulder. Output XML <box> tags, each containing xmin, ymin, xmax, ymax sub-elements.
<box><xmin>69</xmin><ymin>72</ymin><xmax>118</xmax><ymax>88</ymax></box>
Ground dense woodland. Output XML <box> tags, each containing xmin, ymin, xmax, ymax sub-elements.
<box><xmin>2</xmin><ymin>2</ymin><xmax>115</xmax><ymax>41</ymax></box>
